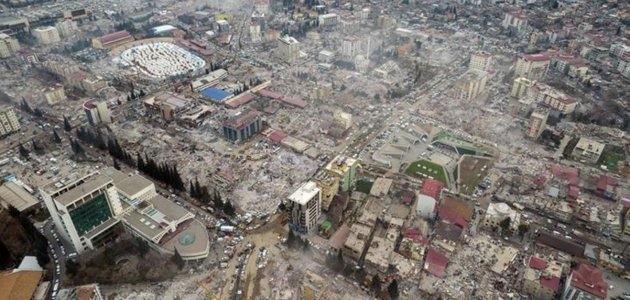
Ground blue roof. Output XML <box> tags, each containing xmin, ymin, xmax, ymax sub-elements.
<box><xmin>200</xmin><ymin>87</ymin><xmax>233</xmax><ymax>102</ymax></box>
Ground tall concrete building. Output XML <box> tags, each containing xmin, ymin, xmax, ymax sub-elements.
<box><xmin>325</xmin><ymin>155</ymin><xmax>359</xmax><ymax>192</ymax></box>
<box><xmin>222</xmin><ymin>109</ymin><xmax>262</xmax><ymax>143</ymax></box>
<box><xmin>341</xmin><ymin>36</ymin><xmax>362</xmax><ymax>60</ymax></box>
<box><xmin>32</xmin><ymin>26</ymin><xmax>61</xmax><ymax>44</ymax></box>
<box><xmin>276</xmin><ymin>35</ymin><xmax>300</xmax><ymax>63</ymax></box>
<box><xmin>55</xmin><ymin>19</ymin><xmax>78</xmax><ymax>38</ymax></box>
<box><xmin>286</xmin><ymin>181</ymin><xmax>321</xmax><ymax>233</ymax></box>
<box><xmin>40</xmin><ymin>172</ymin><xmax>123</xmax><ymax>253</ymax></box>
<box><xmin>561</xmin><ymin>264</ymin><xmax>607</xmax><ymax>300</ymax></box>
<box><xmin>470</xmin><ymin>51</ymin><xmax>491</xmax><ymax>71</ymax></box>
<box><xmin>0</xmin><ymin>33</ymin><xmax>20</xmax><ymax>58</ymax></box>
<box><xmin>83</xmin><ymin>99</ymin><xmax>111</xmax><ymax>126</ymax></box>
<box><xmin>454</xmin><ymin>69</ymin><xmax>487</xmax><ymax>101</ymax></box>
<box><xmin>515</xmin><ymin>53</ymin><xmax>550</xmax><ymax>80</ymax></box>
<box><xmin>510</xmin><ymin>77</ymin><xmax>533</xmax><ymax>99</ymax></box>
<box><xmin>502</xmin><ymin>11</ymin><xmax>528</xmax><ymax>32</ymax></box>
<box><xmin>43</xmin><ymin>84</ymin><xmax>66</xmax><ymax>105</ymax></box>
<box><xmin>571</xmin><ymin>138</ymin><xmax>605</xmax><ymax>164</ymax></box>
<box><xmin>528</xmin><ymin>111</ymin><xmax>548</xmax><ymax>139</ymax></box>
<box><xmin>0</xmin><ymin>105</ymin><xmax>20</xmax><ymax>136</ymax></box>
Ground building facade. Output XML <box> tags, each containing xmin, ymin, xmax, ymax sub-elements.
<box><xmin>222</xmin><ymin>110</ymin><xmax>262</xmax><ymax>143</ymax></box>
<box><xmin>0</xmin><ymin>105</ymin><xmax>20</xmax><ymax>136</ymax></box>
<box><xmin>515</xmin><ymin>53</ymin><xmax>550</xmax><ymax>80</ymax></box>
<box><xmin>341</xmin><ymin>36</ymin><xmax>362</xmax><ymax>60</ymax></box>
<box><xmin>43</xmin><ymin>84</ymin><xmax>66</xmax><ymax>105</ymax></box>
<box><xmin>571</xmin><ymin>138</ymin><xmax>604</xmax><ymax>164</ymax></box>
<box><xmin>286</xmin><ymin>181</ymin><xmax>321</xmax><ymax>233</ymax></box>
<box><xmin>470</xmin><ymin>51</ymin><xmax>491</xmax><ymax>71</ymax></box>
<box><xmin>324</xmin><ymin>155</ymin><xmax>359</xmax><ymax>192</ymax></box>
<box><xmin>277</xmin><ymin>35</ymin><xmax>300</xmax><ymax>63</ymax></box>
<box><xmin>454</xmin><ymin>69</ymin><xmax>487</xmax><ymax>101</ymax></box>
<box><xmin>0</xmin><ymin>33</ymin><xmax>19</xmax><ymax>58</ymax></box>
<box><xmin>92</xmin><ymin>30</ymin><xmax>134</xmax><ymax>50</ymax></box>
<box><xmin>511</xmin><ymin>77</ymin><xmax>533</xmax><ymax>99</ymax></box>
<box><xmin>83</xmin><ymin>99</ymin><xmax>111</xmax><ymax>126</ymax></box>
<box><xmin>522</xmin><ymin>256</ymin><xmax>562</xmax><ymax>300</ymax></box>
<box><xmin>55</xmin><ymin>19</ymin><xmax>77</xmax><ymax>38</ymax></box>
<box><xmin>32</xmin><ymin>26</ymin><xmax>61</xmax><ymax>44</ymax></box>
<box><xmin>561</xmin><ymin>264</ymin><xmax>607</xmax><ymax>300</ymax></box>
<box><xmin>528</xmin><ymin>111</ymin><xmax>548</xmax><ymax>139</ymax></box>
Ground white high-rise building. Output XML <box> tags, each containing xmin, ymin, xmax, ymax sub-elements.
<box><xmin>0</xmin><ymin>33</ymin><xmax>20</xmax><ymax>58</ymax></box>
<box><xmin>32</xmin><ymin>26</ymin><xmax>61</xmax><ymax>44</ymax></box>
<box><xmin>470</xmin><ymin>51</ymin><xmax>491</xmax><ymax>71</ymax></box>
<box><xmin>341</xmin><ymin>36</ymin><xmax>362</xmax><ymax>60</ymax></box>
<box><xmin>0</xmin><ymin>105</ymin><xmax>20</xmax><ymax>136</ymax></box>
<box><xmin>286</xmin><ymin>181</ymin><xmax>321</xmax><ymax>233</ymax></box>
<box><xmin>277</xmin><ymin>35</ymin><xmax>300</xmax><ymax>63</ymax></box>
<box><xmin>528</xmin><ymin>111</ymin><xmax>548</xmax><ymax>139</ymax></box>
<box><xmin>515</xmin><ymin>53</ymin><xmax>550</xmax><ymax>80</ymax></box>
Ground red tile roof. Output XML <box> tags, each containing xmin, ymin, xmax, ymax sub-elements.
<box><xmin>540</xmin><ymin>275</ymin><xmax>561</xmax><ymax>291</ymax></box>
<box><xmin>98</xmin><ymin>30</ymin><xmax>132</xmax><ymax>45</ymax></box>
<box><xmin>280</xmin><ymin>96</ymin><xmax>307</xmax><ymax>108</ymax></box>
<box><xmin>528</xmin><ymin>256</ymin><xmax>548</xmax><ymax>270</ymax></box>
<box><xmin>570</xmin><ymin>264</ymin><xmax>607</xmax><ymax>299</ymax></box>
<box><xmin>268</xmin><ymin>130</ymin><xmax>287</xmax><ymax>143</ymax></box>
<box><xmin>596</xmin><ymin>175</ymin><xmax>617</xmax><ymax>191</ymax></box>
<box><xmin>436</xmin><ymin>206</ymin><xmax>468</xmax><ymax>228</ymax></box>
<box><xmin>524</xmin><ymin>53</ymin><xmax>550</xmax><ymax>62</ymax></box>
<box><xmin>223</xmin><ymin>110</ymin><xmax>261</xmax><ymax>129</ymax></box>
<box><xmin>424</xmin><ymin>248</ymin><xmax>448</xmax><ymax>278</ymax></box>
<box><xmin>225</xmin><ymin>92</ymin><xmax>256</xmax><ymax>109</ymax></box>
<box><xmin>568</xmin><ymin>185</ymin><xmax>580</xmax><ymax>199</ymax></box>
<box><xmin>421</xmin><ymin>179</ymin><xmax>444</xmax><ymax>200</ymax></box>
<box><xmin>258</xmin><ymin>89</ymin><xmax>283</xmax><ymax>99</ymax></box>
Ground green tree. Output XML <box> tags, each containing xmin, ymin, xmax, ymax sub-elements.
<box><xmin>371</xmin><ymin>274</ymin><xmax>381</xmax><ymax>293</ymax></box>
<box><xmin>18</xmin><ymin>143</ymin><xmax>30</xmax><ymax>159</ymax></box>
<box><xmin>135</xmin><ymin>237</ymin><xmax>150</xmax><ymax>257</ymax></box>
<box><xmin>224</xmin><ymin>201</ymin><xmax>235</xmax><ymax>216</ymax></box>
<box><xmin>65</xmin><ymin>259</ymin><xmax>80</xmax><ymax>276</ymax></box>
<box><xmin>388</xmin><ymin>279</ymin><xmax>399</xmax><ymax>299</ymax></box>
<box><xmin>63</xmin><ymin>116</ymin><xmax>72</xmax><ymax>132</ymax></box>
<box><xmin>53</xmin><ymin>129</ymin><xmax>62</xmax><ymax>144</ymax></box>
<box><xmin>517</xmin><ymin>224</ymin><xmax>529</xmax><ymax>239</ymax></box>
<box><xmin>500</xmin><ymin>217</ymin><xmax>512</xmax><ymax>235</ymax></box>
<box><xmin>113</xmin><ymin>158</ymin><xmax>121</xmax><ymax>170</ymax></box>
<box><xmin>8</xmin><ymin>205</ymin><xmax>20</xmax><ymax>218</ymax></box>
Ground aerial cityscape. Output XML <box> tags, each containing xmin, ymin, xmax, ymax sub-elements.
<box><xmin>0</xmin><ymin>0</ymin><xmax>628</xmax><ymax>299</ymax></box>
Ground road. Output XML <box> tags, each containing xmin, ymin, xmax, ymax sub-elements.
<box><xmin>38</xmin><ymin>219</ymin><xmax>76</xmax><ymax>298</ymax></box>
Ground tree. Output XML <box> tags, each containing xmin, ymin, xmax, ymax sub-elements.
<box><xmin>172</xmin><ymin>247</ymin><xmax>185</xmax><ymax>270</ymax></box>
<box><xmin>517</xmin><ymin>224</ymin><xmax>529</xmax><ymax>239</ymax></box>
<box><xmin>32</xmin><ymin>139</ymin><xmax>44</xmax><ymax>155</ymax></box>
<box><xmin>53</xmin><ymin>129</ymin><xmax>62</xmax><ymax>144</ymax></box>
<box><xmin>113</xmin><ymin>158</ymin><xmax>121</xmax><ymax>170</ymax></box>
<box><xmin>63</xmin><ymin>116</ymin><xmax>72</xmax><ymax>132</ymax></box>
<box><xmin>388</xmin><ymin>279</ymin><xmax>399</xmax><ymax>299</ymax></box>
<box><xmin>18</xmin><ymin>143</ymin><xmax>30</xmax><ymax>159</ymax></box>
<box><xmin>65</xmin><ymin>259</ymin><xmax>80</xmax><ymax>276</ymax></box>
<box><xmin>135</xmin><ymin>237</ymin><xmax>150</xmax><ymax>257</ymax></box>
<box><xmin>499</xmin><ymin>217</ymin><xmax>512</xmax><ymax>235</ymax></box>
<box><xmin>224</xmin><ymin>201</ymin><xmax>235</xmax><ymax>216</ymax></box>
<box><xmin>8</xmin><ymin>205</ymin><xmax>20</xmax><ymax>218</ymax></box>
<box><xmin>371</xmin><ymin>274</ymin><xmax>381</xmax><ymax>293</ymax></box>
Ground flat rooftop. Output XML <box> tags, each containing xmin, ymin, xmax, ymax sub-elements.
<box><xmin>54</xmin><ymin>174</ymin><xmax>112</xmax><ymax>206</ymax></box>
<box><xmin>0</xmin><ymin>182</ymin><xmax>38</xmax><ymax>212</ymax></box>
<box><xmin>288</xmin><ymin>181</ymin><xmax>320</xmax><ymax>205</ymax></box>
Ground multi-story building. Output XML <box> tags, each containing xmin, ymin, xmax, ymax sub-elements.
<box><xmin>42</xmin><ymin>168</ymin><xmax>210</xmax><ymax>260</ymax></box>
<box><xmin>515</xmin><ymin>53</ymin><xmax>550</xmax><ymax>80</ymax></box>
<box><xmin>454</xmin><ymin>69</ymin><xmax>487</xmax><ymax>101</ymax></box>
<box><xmin>571</xmin><ymin>138</ymin><xmax>605</xmax><ymax>164</ymax></box>
<box><xmin>253</xmin><ymin>0</ymin><xmax>270</xmax><ymax>14</ymax></box>
<box><xmin>92</xmin><ymin>30</ymin><xmax>134</xmax><ymax>50</ymax></box>
<box><xmin>528</xmin><ymin>82</ymin><xmax>578</xmax><ymax>114</ymax></box>
<box><xmin>561</xmin><ymin>264</ymin><xmax>607</xmax><ymax>300</ymax></box>
<box><xmin>528</xmin><ymin>110</ymin><xmax>548</xmax><ymax>139</ymax></box>
<box><xmin>55</xmin><ymin>19</ymin><xmax>78</xmax><ymax>38</ymax></box>
<box><xmin>222</xmin><ymin>109</ymin><xmax>262</xmax><ymax>143</ymax></box>
<box><xmin>0</xmin><ymin>105</ymin><xmax>20</xmax><ymax>136</ymax></box>
<box><xmin>83</xmin><ymin>99</ymin><xmax>111</xmax><ymax>126</ymax></box>
<box><xmin>143</xmin><ymin>92</ymin><xmax>193</xmax><ymax>121</ymax></box>
<box><xmin>40</xmin><ymin>172</ymin><xmax>123</xmax><ymax>253</ymax></box>
<box><xmin>43</xmin><ymin>83</ymin><xmax>66</xmax><ymax>105</ymax></box>
<box><xmin>511</xmin><ymin>77</ymin><xmax>533</xmax><ymax>99</ymax></box>
<box><xmin>318</xmin><ymin>13</ymin><xmax>340</xmax><ymax>27</ymax></box>
<box><xmin>470</xmin><ymin>51</ymin><xmax>491</xmax><ymax>71</ymax></box>
<box><xmin>609</xmin><ymin>43</ymin><xmax>630</xmax><ymax>60</ymax></box>
<box><xmin>32</xmin><ymin>26</ymin><xmax>60</xmax><ymax>44</ymax></box>
<box><xmin>341</xmin><ymin>36</ymin><xmax>362</xmax><ymax>60</ymax></box>
<box><xmin>0</xmin><ymin>33</ymin><xmax>19</xmax><ymax>58</ymax></box>
<box><xmin>324</xmin><ymin>155</ymin><xmax>359</xmax><ymax>192</ymax></box>
<box><xmin>276</xmin><ymin>35</ymin><xmax>300</xmax><ymax>63</ymax></box>
<box><xmin>502</xmin><ymin>11</ymin><xmax>528</xmax><ymax>32</ymax></box>
<box><xmin>249</xmin><ymin>22</ymin><xmax>261</xmax><ymax>42</ymax></box>
<box><xmin>0</xmin><ymin>16</ymin><xmax>29</xmax><ymax>36</ymax></box>
<box><xmin>286</xmin><ymin>181</ymin><xmax>321</xmax><ymax>233</ymax></box>
<box><xmin>522</xmin><ymin>256</ymin><xmax>562</xmax><ymax>300</ymax></box>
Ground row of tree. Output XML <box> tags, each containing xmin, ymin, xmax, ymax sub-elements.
<box><xmin>137</xmin><ymin>154</ymin><xmax>185</xmax><ymax>191</ymax></box>
<box><xmin>189</xmin><ymin>179</ymin><xmax>235</xmax><ymax>216</ymax></box>
<box><xmin>6</xmin><ymin>207</ymin><xmax>50</xmax><ymax>267</ymax></box>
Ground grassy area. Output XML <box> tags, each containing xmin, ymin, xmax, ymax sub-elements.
<box><xmin>597</xmin><ymin>145</ymin><xmax>626</xmax><ymax>171</ymax></box>
<box><xmin>405</xmin><ymin>159</ymin><xmax>448</xmax><ymax>185</ymax></box>
<box><xmin>355</xmin><ymin>179</ymin><xmax>374</xmax><ymax>194</ymax></box>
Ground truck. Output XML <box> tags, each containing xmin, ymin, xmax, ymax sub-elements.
<box><xmin>220</xmin><ymin>225</ymin><xmax>235</xmax><ymax>233</ymax></box>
